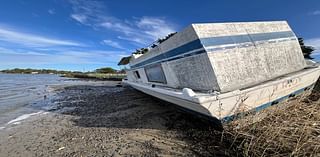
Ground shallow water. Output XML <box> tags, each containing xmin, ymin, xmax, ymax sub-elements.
<box><xmin>0</xmin><ymin>74</ymin><xmax>79</xmax><ymax>126</ymax></box>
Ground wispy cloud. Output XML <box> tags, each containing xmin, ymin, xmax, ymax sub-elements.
<box><xmin>100</xmin><ymin>22</ymin><xmax>135</xmax><ymax>35</ymax></box>
<box><xmin>0</xmin><ymin>26</ymin><xmax>82</xmax><ymax>47</ymax></box>
<box><xmin>71</xmin><ymin>14</ymin><xmax>88</xmax><ymax>24</ymax></box>
<box><xmin>0</xmin><ymin>47</ymin><xmax>48</xmax><ymax>56</ymax></box>
<box><xmin>117</xmin><ymin>36</ymin><xmax>148</xmax><ymax>45</ymax></box>
<box><xmin>0</xmin><ymin>23</ymin><xmax>128</xmax><ymax>69</ymax></box>
<box><xmin>305</xmin><ymin>37</ymin><xmax>320</xmax><ymax>57</ymax></box>
<box><xmin>305</xmin><ymin>37</ymin><xmax>320</xmax><ymax>50</ymax></box>
<box><xmin>0</xmin><ymin>46</ymin><xmax>125</xmax><ymax>65</ymax></box>
<box><xmin>309</xmin><ymin>10</ymin><xmax>320</xmax><ymax>16</ymax></box>
<box><xmin>101</xmin><ymin>40</ymin><xmax>126</xmax><ymax>50</ymax></box>
<box><xmin>48</xmin><ymin>9</ymin><xmax>55</xmax><ymax>15</ymax></box>
<box><xmin>99</xmin><ymin>17</ymin><xmax>176</xmax><ymax>45</ymax></box>
<box><xmin>69</xmin><ymin>0</ymin><xmax>106</xmax><ymax>25</ymax></box>
<box><xmin>68</xmin><ymin>0</ymin><xmax>178</xmax><ymax>46</ymax></box>
<box><xmin>136</xmin><ymin>17</ymin><xmax>176</xmax><ymax>40</ymax></box>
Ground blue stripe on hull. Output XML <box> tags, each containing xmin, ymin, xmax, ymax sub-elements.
<box><xmin>132</xmin><ymin>39</ymin><xmax>203</xmax><ymax>68</ymax></box>
<box><xmin>131</xmin><ymin>31</ymin><xmax>296</xmax><ymax>69</ymax></box>
<box><xmin>200</xmin><ymin>31</ymin><xmax>295</xmax><ymax>47</ymax></box>
<box><xmin>221</xmin><ymin>83</ymin><xmax>315</xmax><ymax>123</ymax></box>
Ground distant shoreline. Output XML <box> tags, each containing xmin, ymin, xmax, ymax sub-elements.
<box><xmin>0</xmin><ymin>68</ymin><xmax>76</xmax><ymax>75</ymax></box>
<box><xmin>0</xmin><ymin>72</ymin><xmax>126</xmax><ymax>81</ymax></box>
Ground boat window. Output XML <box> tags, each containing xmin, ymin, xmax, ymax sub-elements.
<box><xmin>134</xmin><ymin>71</ymin><xmax>141</xmax><ymax>79</ymax></box>
<box><xmin>144</xmin><ymin>64</ymin><xmax>166</xmax><ymax>84</ymax></box>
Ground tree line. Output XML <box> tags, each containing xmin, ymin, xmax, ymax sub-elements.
<box><xmin>0</xmin><ymin>67</ymin><xmax>124</xmax><ymax>74</ymax></box>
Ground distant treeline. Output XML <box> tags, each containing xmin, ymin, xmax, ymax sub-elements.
<box><xmin>0</xmin><ymin>67</ymin><xmax>125</xmax><ymax>74</ymax></box>
<box><xmin>0</xmin><ymin>68</ymin><xmax>78</xmax><ymax>74</ymax></box>
<box><xmin>1</xmin><ymin>67</ymin><xmax>126</xmax><ymax>81</ymax></box>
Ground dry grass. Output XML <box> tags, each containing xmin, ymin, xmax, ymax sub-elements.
<box><xmin>223</xmin><ymin>83</ymin><xmax>320</xmax><ymax>156</ymax></box>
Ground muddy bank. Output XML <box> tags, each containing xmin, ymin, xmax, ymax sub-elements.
<box><xmin>0</xmin><ymin>81</ymin><xmax>238</xmax><ymax>157</ymax></box>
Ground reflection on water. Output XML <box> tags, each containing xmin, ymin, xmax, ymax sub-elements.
<box><xmin>0</xmin><ymin>74</ymin><xmax>77</xmax><ymax>126</ymax></box>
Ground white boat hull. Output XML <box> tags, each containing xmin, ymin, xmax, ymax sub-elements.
<box><xmin>123</xmin><ymin>67</ymin><xmax>320</xmax><ymax>122</ymax></box>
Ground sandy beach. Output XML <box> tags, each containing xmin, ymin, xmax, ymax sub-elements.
<box><xmin>0</xmin><ymin>81</ymin><xmax>237</xmax><ymax>156</ymax></box>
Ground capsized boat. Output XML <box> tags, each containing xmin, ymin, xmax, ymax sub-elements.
<box><xmin>120</xmin><ymin>21</ymin><xmax>320</xmax><ymax>123</ymax></box>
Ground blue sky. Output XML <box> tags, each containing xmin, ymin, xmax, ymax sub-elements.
<box><xmin>0</xmin><ymin>0</ymin><xmax>320</xmax><ymax>71</ymax></box>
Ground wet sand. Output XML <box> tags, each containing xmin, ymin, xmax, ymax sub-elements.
<box><xmin>0</xmin><ymin>81</ymin><xmax>237</xmax><ymax>156</ymax></box>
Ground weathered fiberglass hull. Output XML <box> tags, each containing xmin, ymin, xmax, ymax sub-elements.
<box><xmin>123</xmin><ymin>66</ymin><xmax>320</xmax><ymax>122</ymax></box>
<box><xmin>120</xmin><ymin>21</ymin><xmax>319</xmax><ymax>123</ymax></box>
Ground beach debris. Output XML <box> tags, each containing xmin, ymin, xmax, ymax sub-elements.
<box><xmin>57</xmin><ymin>146</ymin><xmax>65</xmax><ymax>151</ymax></box>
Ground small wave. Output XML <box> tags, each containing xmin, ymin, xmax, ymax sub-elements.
<box><xmin>7</xmin><ymin>111</ymin><xmax>46</xmax><ymax>125</ymax></box>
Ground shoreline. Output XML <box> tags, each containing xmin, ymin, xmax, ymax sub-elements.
<box><xmin>0</xmin><ymin>72</ymin><xmax>126</xmax><ymax>81</ymax></box>
<box><xmin>0</xmin><ymin>74</ymin><xmax>116</xmax><ymax>128</ymax></box>
<box><xmin>0</xmin><ymin>81</ymin><xmax>234</xmax><ymax>156</ymax></box>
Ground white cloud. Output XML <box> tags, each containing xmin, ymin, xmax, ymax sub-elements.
<box><xmin>0</xmin><ymin>26</ymin><xmax>82</xmax><ymax>47</ymax></box>
<box><xmin>117</xmin><ymin>36</ymin><xmax>148</xmax><ymax>45</ymax></box>
<box><xmin>48</xmin><ymin>9</ymin><xmax>55</xmax><ymax>15</ymax></box>
<box><xmin>99</xmin><ymin>17</ymin><xmax>177</xmax><ymax>46</ymax></box>
<box><xmin>100</xmin><ymin>21</ymin><xmax>153</xmax><ymax>46</ymax></box>
<box><xmin>305</xmin><ymin>38</ymin><xmax>320</xmax><ymax>50</ymax></box>
<box><xmin>136</xmin><ymin>17</ymin><xmax>176</xmax><ymax>40</ymax></box>
<box><xmin>100</xmin><ymin>22</ymin><xmax>135</xmax><ymax>35</ymax></box>
<box><xmin>0</xmin><ymin>47</ymin><xmax>48</xmax><ymax>56</ymax></box>
<box><xmin>305</xmin><ymin>38</ymin><xmax>320</xmax><ymax>57</ymax></box>
<box><xmin>310</xmin><ymin>10</ymin><xmax>320</xmax><ymax>15</ymax></box>
<box><xmin>0</xmin><ymin>46</ymin><xmax>125</xmax><ymax>65</ymax></box>
<box><xmin>56</xmin><ymin>50</ymin><xmax>124</xmax><ymax>59</ymax></box>
<box><xmin>71</xmin><ymin>14</ymin><xmax>88</xmax><ymax>24</ymax></box>
<box><xmin>68</xmin><ymin>0</ymin><xmax>178</xmax><ymax>46</ymax></box>
<box><xmin>101</xmin><ymin>40</ymin><xmax>125</xmax><ymax>49</ymax></box>
<box><xmin>69</xmin><ymin>0</ymin><xmax>106</xmax><ymax>25</ymax></box>
<box><xmin>100</xmin><ymin>17</ymin><xmax>176</xmax><ymax>44</ymax></box>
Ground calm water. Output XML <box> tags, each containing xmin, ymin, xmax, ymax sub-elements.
<box><xmin>0</xmin><ymin>74</ymin><xmax>79</xmax><ymax>127</ymax></box>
